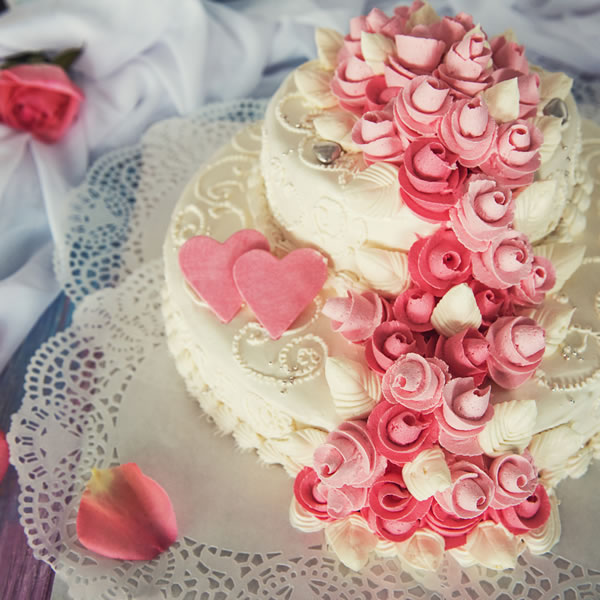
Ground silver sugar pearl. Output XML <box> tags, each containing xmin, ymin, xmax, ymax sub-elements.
<box><xmin>313</xmin><ymin>141</ymin><xmax>342</xmax><ymax>165</ymax></box>
<box><xmin>543</xmin><ymin>97</ymin><xmax>569</xmax><ymax>124</ymax></box>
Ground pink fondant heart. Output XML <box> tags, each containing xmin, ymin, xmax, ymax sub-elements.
<box><xmin>233</xmin><ymin>248</ymin><xmax>328</xmax><ymax>340</ymax></box>
<box><xmin>178</xmin><ymin>230</ymin><xmax>270</xmax><ymax>323</ymax></box>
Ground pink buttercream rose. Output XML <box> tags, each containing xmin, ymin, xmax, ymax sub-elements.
<box><xmin>480</xmin><ymin>120</ymin><xmax>542</xmax><ymax>188</ymax></box>
<box><xmin>438</xmin><ymin>98</ymin><xmax>497</xmax><ymax>168</ymax></box>
<box><xmin>472</xmin><ymin>229</ymin><xmax>534</xmax><ymax>290</ymax></box>
<box><xmin>392</xmin><ymin>287</ymin><xmax>436</xmax><ymax>332</ymax></box>
<box><xmin>425</xmin><ymin>500</ymin><xmax>483</xmax><ymax>549</ymax></box>
<box><xmin>392</xmin><ymin>75</ymin><xmax>453</xmax><ymax>140</ymax></box>
<box><xmin>364</xmin><ymin>75</ymin><xmax>400</xmax><ymax>111</ymax></box>
<box><xmin>365</xmin><ymin>320</ymin><xmax>423</xmax><ymax>375</ymax></box>
<box><xmin>408</xmin><ymin>228</ymin><xmax>473</xmax><ymax>296</ymax></box>
<box><xmin>435</xmin><ymin>328</ymin><xmax>490</xmax><ymax>386</ymax></box>
<box><xmin>293</xmin><ymin>467</ymin><xmax>332</xmax><ymax>521</ymax></box>
<box><xmin>489</xmin><ymin>452</ymin><xmax>538</xmax><ymax>509</ymax></box>
<box><xmin>325</xmin><ymin>485</ymin><xmax>369</xmax><ymax>519</ymax></box>
<box><xmin>313</xmin><ymin>420</ymin><xmax>387</xmax><ymax>489</ymax></box>
<box><xmin>323</xmin><ymin>290</ymin><xmax>389</xmax><ymax>343</ymax></box>
<box><xmin>367</xmin><ymin>401</ymin><xmax>439</xmax><ymax>464</ymax></box>
<box><xmin>470</xmin><ymin>282</ymin><xmax>512</xmax><ymax>326</ymax></box>
<box><xmin>434</xmin><ymin>377</ymin><xmax>493</xmax><ymax>456</ymax></box>
<box><xmin>491</xmin><ymin>36</ymin><xmax>529</xmax><ymax>74</ymax></box>
<box><xmin>331</xmin><ymin>56</ymin><xmax>376</xmax><ymax>115</ymax></box>
<box><xmin>485</xmin><ymin>316</ymin><xmax>545</xmax><ymax>389</ymax></box>
<box><xmin>449</xmin><ymin>176</ymin><xmax>514</xmax><ymax>252</ymax></box>
<box><xmin>436</xmin><ymin>31</ymin><xmax>493</xmax><ymax>96</ymax></box>
<box><xmin>381</xmin><ymin>353</ymin><xmax>448</xmax><ymax>412</ymax></box>
<box><xmin>362</xmin><ymin>506</ymin><xmax>420</xmax><ymax>542</ymax></box>
<box><xmin>0</xmin><ymin>63</ymin><xmax>83</xmax><ymax>143</ymax></box>
<box><xmin>352</xmin><ymin>109</ymin><xmax>405</xmax><ymax>165</ymax></box>
<box><xmin>434</xmin><ymin>459</ymin><xmax>495</xmax><ymax>519</ymax></box>
<box><xmin>343</xmin><ymin>7</ymin><xmax>408</xmax><ymax>58</ymax></box>
<box><xmin>509</xmin><ymin>256</ymin><xmax>556</xmax><ymax>308</ymax></box>
<box><xmin>410</xmin><ymin>13</ymin><xmax>474</xmax><ymax>50</ymax></box>
<box><xmin>399</xmin><ymin>138</ymin><xmax>468</xmax><ymax>222</ymax></box>
<box><xmin>490</xmin><ymin>484</ymin><xmax>551</xmax><ymax>535</ymax></box>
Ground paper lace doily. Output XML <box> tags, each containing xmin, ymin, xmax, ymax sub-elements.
<box><xmin>8</xmin><ymin>92</ymin><xmax>600</xmax><ymax>599</ymax></box>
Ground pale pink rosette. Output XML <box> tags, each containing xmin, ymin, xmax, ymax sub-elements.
<box><xmin>352</xmin><ymin>109</ymin><xmax>405</xmax><ymax>164</ymax></box>
<box><xmin>410</xmin><ymin>13</ymin><xmax>474</xmax><ymax>50</ymax></box>
<box><xmin>434</xmin><ymin>377</ymin><xmax>493</xmax><ymax>456</ymax></box>
<box><xmin>362</xmin><ymin>466</ymin><xmax>432</xmax><ymax>542</ymax></box>
<box><xmin>489</xmin><ymin>452</ymin><xmax>538</xmax><ymax>509</ymax></box>
<box><xmin>325</xmin><ymin>485</ymin><xmax>369</xmax><ymax>519</ymax></box>
<box><xmin>449</xmin><ymin>176</ymin><xmax>514</xmax><ymax>252</ymax></box>
<box><xmin>392</xmin><ymin>287</ymin><xmax>436</xmax><ymax>332</ymax></box>
<box><xmin>510</xmin><ymin>255</ymin><xmax>556</xmax><ymax>308</ymax></box>
<box><xmin>436</xmin><ymin>31</ymin><xmax>493</xmax><ymax>96</ymax></box>
<box><xmin>323</xmin><ymin>290</ymin><xmax>389</xmax><ymax>343</ymax></box>
<box><xmin>516</xmin><ymin>72</ymin><xmax>541</xmax><ymax>119</ymax></box>
<box><xmin>491</xmin><ymin>36</ymin><xmax>529</xmax><ymax>74</ymax></box>
<box><xmin>364</xmin><ymin>75</ymin><xmax>400</xmax><ymax>111</ymax></box>
<box><xmin>434</xmin><ymin>459</ymin><xmax>495</xmax><ymax>519</ymax></box>
<box><xmin>438</xmin><ymin>98</ymin><xmax>497</xmax><ymax>168</ymax></box>
<box><xmin>470</xmin><ymin>282</ymin><xmax>511</xmax><ymax>326</ymax></box>
<box><xmin>384</xmin><ymin>34</ymin><xmax>446</xmax><ymax>87</ymax></box>
<box><xmin>408</xmin><ymin>228</ymin><xmax>473</xmax><ymax>296</ymax></box>
<box><xmin>425</xmin><ymin>500</ymin><xmax>483</xmax><ymax>549</ymax></box>
<box><xmin>435</xmin><ymin>328</ymin><xmax>490</xmax><ymax>386</ymax></box>
<box><xmin>485</xmin><ymin>316</ymin><xmax>545</xmax><ymax>389</ymax></box>
<box><xmin>293</xmin><ymin>466</ymin><xmax>331</xmax><ymax>521</ymax></box>
<box><xmin>365</xmin><ymin>320</ymin><xmax>420</xmax><ymax>375</ymax></box>
<box><xmin>367</xmin><ymin>401</ymin><xmax>439</xmax><ymax>464</ymax></box>
<box><xmin>381</xmin><ymin>353</ymin><xmax>448</xmax><ymax>412</ymax></box>
<box><xmin>398</xmin><ymin>138</ymin><xmax>468</xmax><ymax>222</ymax></box>
<box><xmin>392</xmin><ymin>75</ymin><xmax>453</xmax><ymax>140</ymax></box>
<box><xmin>480</xmin><ymin>120</ymin><xmax>543</xmax><ymax>188</ymax></box>
<box><xmin>471</xmin><ymin>229</ymin><xmax>534</xmax><ymax>290</ymax></box>
<box><xmin>313</xmin><ymin>420</ymin><xmax>387</xmax><ymax>489</ymax></box>
<box><xmin>331</xmin><ymin>56</ymin><xmax>376</xmax><ymax>115</ymax></box>
<box><xmin>490</xmin><ymin>484</ymin><xmax>552</xmax><ymax>535</ymax></box>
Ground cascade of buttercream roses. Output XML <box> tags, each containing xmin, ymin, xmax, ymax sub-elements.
<box><xmin>292</xmin><ymin>2</ymin><xmax>555</xmax><ymax>557</ymax></box>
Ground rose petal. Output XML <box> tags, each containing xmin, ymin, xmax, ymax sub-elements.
<box><xmin>77</xmin><ymin>463</ymin><xmax>178</xmax><ymax>560</ymax></box>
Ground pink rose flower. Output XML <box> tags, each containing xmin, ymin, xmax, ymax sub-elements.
<box><xmin>313</xmin><ymin>420</ymin><xmax>387</xmax><ymax>489</ymax></box>
<box><xmin>434</xmin><ymin>377</ymin><xmax>493</xmax><ymax>456</ymax></box>
<box><xmin>408</xmin><ymin>228</ymin><xmax>473</xmax><ymax>296</ymax></box>
<box><xmin>480</xmin><ymin>120</ymin><xmax>543</xmax><ymax>188</ymax></box>
<box><xmin>343</xmin><ymin>7</ymin><xmax>407</xmax><ymax>58</ymax></box>
<box><xmin>394</xmin><ymin>34</ymin><xmax>446</xmax><ymax>74</ymax></box>
<box><xmin>410</xmin><ymin>13</ymin><xmax>474</xmax><ymax>50</ymax></box>
<box><xmin>362</xmin><ymin>465</ymin><xmax>432</xmax><ymax>541</ymax></box>
<box><xmin>509</xmin><ymin>255</ymin><xmax>556</xmax><ymax>308</ymax></box>
<box><xmin>367</xmin><ymin>401</ymin><xmax>439</xmax><ymax>464</ymax></box>
<box><xmin>438</xmin><ymin>98</ymin><xmax>497</xmax><ymax>168</ymax></box>
<box><xmin>472</xmin><ymin>229</ymin><xmax>534</xmax><ymax>290</ymax></box>
<box><xmin>325</xmin><ymin>485</ymin><xmax>369</xmax><ymax>519</ymax></box>
<box><xmin>489</xmin><ymin>452</ymin><xmax>538</xmax><ymax>509</ymax></box>
<box><xmin>323</xmin><ymin>290</ymin><xmax>389</xmax><ymax>343</ymax></box>
<box><xmin>352</xmin><ymin>109</ymin><xmax>404</xmax><ymax>165</ymax></box>
<box><xmin>485</xmin><ymin>316</ymin><xmax>545</xmax><ymax>389</ymax></box>
<box><xmin>516</xmin><ymin>72</ymin><xmax>541</xmax><ymax>119</ymax></box>
<box><xmin>449</xmin><ymin>176</ymin><xmax>514</xmax><ymax>252</ymax></box>
<box><xmin>0</xmin><ymin>63</ymin><xmax>83</xmax><ymax>143</ymax></box>
<box><xmin>399</xmin><ymin>138</ymin><xmax>468</xmax><ymax>222</ymax></box>
<box><xmin>434</xmin><ymin>459</ymin><xmax>495</xmax><ymax>519</ymax></box>
<box><xmin>293</xmin><ymin>466</ymin><xmax>332</xmax><ymax>521</ymax></box>
<box><xmin>364</xmin><ymin>75</ymin><xmax>400</xmax><ymax>111</ymax></box>
<box><xmin>436</xmin><ymin>31</ymin><xmax>493</xmax><ymax>96</ymax></box>
<box><xmin>435</xmin><ymin>328</ymin><xmax>490</xmax><ymax>386</ymax></box>
<box><xmin>365</xmin><ymin>320</ymin><xmax>421</xmax><ymax>375</ymax></box>
<box><xmin>381</xmin><ymin>353</ymin><xmax>448</xmax><ymax>412</ymax></box>
<box><xmin>392</xmin><ymin>75</ymin><xmax>453</xmax><ymax>140</ymax></box>
<box><xmin>490</xmin><ymin>484</ymin><xmax>552</xmax><ymax>535</ymax></box>
<box><xmin>331</xmin><ymin>56</ymin><xmax>376</xmax><ymax>115</ymax></box>
<box><xmin>392</xmin><ymin>287</ymin><xmax>436</xmax><ymax>332</ymax></box>
<box><xmin>470</xmin><ymin>282</ymin><xmax>511</xmax><ymax>326</ymax></box>
<box><xmin>425</xmin><ymin>500</ymin><xmax>483</xmax><ymax>549</ymax></box>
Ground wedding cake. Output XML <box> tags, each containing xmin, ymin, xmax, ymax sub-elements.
<box><xmin>162</xmin><ymin>2</ymin><xmax>599</xmax><ymax>572</ymax></box>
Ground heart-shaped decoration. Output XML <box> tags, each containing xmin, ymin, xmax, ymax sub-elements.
<box><xmin>179</xmin><ymin>230</ymin><xmax>270</xmax><ymax>323</ymax></box>
<box><xmin>233</xmin><ymin>248</ymin><xmax>329</xmax><ymax>339</ymax></box>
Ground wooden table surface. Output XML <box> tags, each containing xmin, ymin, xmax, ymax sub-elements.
<box><xmin>0</xmin><ymin>293</ymin><xmax>73</xmax><ymax>600</ymax></box>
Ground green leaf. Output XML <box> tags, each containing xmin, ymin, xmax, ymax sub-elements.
<box><xmin>0</xmin><ymin>50</ymin><xmax>49</xmax><ymax>69</ymax></box>
<box><xmin>52</xmin><ymin>46</ymin><xmax>84</xmax><ymax>71</ymax></box>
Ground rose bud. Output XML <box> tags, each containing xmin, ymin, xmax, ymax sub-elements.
<box><xmin>77</xmin><ymin>463</ymin><xmax>178</xmax><ymax>560</ymax></box>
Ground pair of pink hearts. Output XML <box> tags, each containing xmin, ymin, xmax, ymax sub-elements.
<box><xmin>178</xmin><ymin>229</ymin><xmax>328</xmax><ymax>340</ymax></box>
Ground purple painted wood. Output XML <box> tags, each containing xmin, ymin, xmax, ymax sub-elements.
<box><xmin>0</xmin><ymin>293</ymin><xmax>73</xmax><ymax>600</ymax></box>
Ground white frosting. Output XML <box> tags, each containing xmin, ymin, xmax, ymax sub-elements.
<box><xmin>361</xmin><ymin>32</ymin><xmax>395</xmax><ymax>74</ymax></box>
<box><xmin>462</xmin><ymin>522</ymin><xmax>524</xmax><ymax>570</ymax></box>
<box><xmin>396</xmin><ymin>529</ymin><xmax>445</xmax><ymax>572</ymax></box>
<box><xmin>519</xmin><ymin>299</ymin><xmax>574</xmax><ymax>356</ymax></box>
<box><xmin>315</xmin><ymin>27</ymin><xmax>343</xmax><ymax>71</ymax></box>
<box><xmin>430</xmin><ymin>284</ymin><xmax>482</xmax><ymax>338</ymax></box>
<box><xmin>324</xmin><ymin>513</ymin><xmax>379</xmax><ymax>571</ymax></box>
<box><xmin>483</xmin><ymin>78</ymin><xmax>520</xmax><ymax>123</ymax></box>
<box><xmin>513</xmin><ymin>180</ymin><xmax>563</xmax><ymax>244</ymax></box>
<box><xmin>523</xmin><ymin>492</ymin><xmax>561</xmax><ymax>555</ymax></box>
<box><xmin>532</xmin><ymin>242</ymin><xmax>586</xmax><ymax>294</ymax></box>
<box><xmin>402</xmin><ymin>448</ymin><xmax>452</xmax><ymax>501</ymax></box>
<box><xmin>528</xmin><ymin>424</ymin><xmax>585</xmax><ymax>471</ymax></box>
<box><xmin>293</xmin><ymin>61</ymin><xmax>337</xmax><ymax>108</ymax></box>
<box><xmin>354</xmin><ymin>246</ymin><xmax>410</xmax><ymax>296</ymax></box>
<box><xmin>289</xmin><ymin>497</ymin><xmax>326</xmax><ymax>533</ymax></box>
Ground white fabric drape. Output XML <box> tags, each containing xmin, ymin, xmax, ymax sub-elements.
<box><xmin>0</xmin><ymin>0</ymin><xmax>597</xmax><ymax>373</ymax></box>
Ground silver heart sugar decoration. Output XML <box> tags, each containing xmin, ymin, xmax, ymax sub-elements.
<box><xmin>313</xmin><ymin>140</ymin><xmax>342</xmax><ymax>165</ymax></box>
<box><xmin>543</xmin><ymin>97</ymin><xmax>569</xmax><ymax>124</ymax></box>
